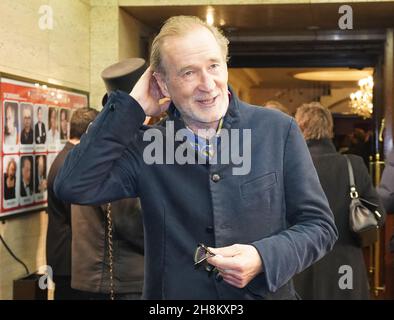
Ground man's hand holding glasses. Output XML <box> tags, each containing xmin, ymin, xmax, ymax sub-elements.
<box><xmin>194</xmin><ymin>243</ymin><xmax>264</xmax><ymax>289</ymax></box>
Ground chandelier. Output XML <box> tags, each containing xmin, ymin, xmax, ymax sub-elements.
<box><xmin>349</xmin><ymin>76</ymin><xmax>374</xmax><ymax>118</ymax></box>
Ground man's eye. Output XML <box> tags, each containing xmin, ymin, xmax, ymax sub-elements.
<box><xmin>210</xmin><ymin>64</ymin><xmax>220</xmax><ymax>69</ymax></box>
<box><xmin>184</xmin><ymin>70</ymin><xmax>194</xmax><ymax>77</ymax></box>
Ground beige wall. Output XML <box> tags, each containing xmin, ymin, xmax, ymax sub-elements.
<box><xmin>0</xmin><ymin>0</ymin><xmax>90</xmax><ymax>91</ymax></box>
<box><xmin>89</xmin><ymin>3</ymin><xmax>119</xmax><ymax>108</ymax></box>
<box><xmin>89</xmin><ymin>3</ymin><xmax>150</xmax><ymax>108</ymax></box>
<box><xmin>0</xmin><ymin>0</ymin><xmax>90</xmax><ymax>300</ymax></box>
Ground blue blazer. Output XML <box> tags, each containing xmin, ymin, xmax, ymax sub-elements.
<box><xmin>55</xmin><ymin>89</ymin><xmax>337</xmax><ymax>299</ymax></box>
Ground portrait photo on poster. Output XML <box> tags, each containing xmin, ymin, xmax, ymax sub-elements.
<box><xmin>3</xmin><ymin>155</ymin><xmax>20</xmax><ymax>209</ymax></box>
<box><xmin>3</xmin><ymin>100</ymin><xmax>20</xmax><ymax>153</ymax></box>
<box><xmin>60</xmin><ymin>108</ymin><xmax>71</xmax><ymax>142</ymax></box>
<box><xmin>19</xmin><ymin>155</ymin><xmax>34</xmax><ymax>206</ymax></box>
<box><xmin>47</xmin><ymin>106</ymin><xmax>60</xmax><ymax>150</ymax></box>
<box><xmin>34</xmin><ymin>104</ymin><xmax>48</xmax><ymax>152</ymax></box>
<box><xmin>34</xmin><ymin>154</ymin><xmax>48</xmax><ymax>202</ymax></box>
<box><xmin>19</xmin><ymin>102</ymin><xmax>34</xmax><ymax>153</ymax></box>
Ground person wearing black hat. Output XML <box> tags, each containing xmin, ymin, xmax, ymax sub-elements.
<box><xmin>55</xmin><ymin>16</ymin><xmax>337</xmax><ymax>300</ymax></box>
<box><xmin>69</xmin><ymin>63</ymin><xmax>145</xmax><ymax>299</ymax></box>
<box><xmin>47</xmin><ymin>60</ymin><xmax>146</xmax><ymax>299</ymax></box>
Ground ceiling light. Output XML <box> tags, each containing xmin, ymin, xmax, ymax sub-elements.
<box><xmin>293</xmin><ymin>70</ymin><xmax>373</xmax><ymax>81</ymax></box>
<box><xmin>206</xmin><ymin>7</ymin><xmax>214</xmax><ymax>26</ymax></box>
<box><xmin>350</xmin><ymin>76</ymin><xmax>374</xmax><ymax>118</ymax></box>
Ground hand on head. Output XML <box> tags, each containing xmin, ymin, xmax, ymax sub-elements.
<box><xmin>130</xmin><ymin>66</ymin><xmax>171</xmax><ymax>117</ymax></box>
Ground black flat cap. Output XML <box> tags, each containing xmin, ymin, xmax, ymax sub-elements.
<box><xmin>101</xmin><ymin>58</ymin><xmax>147</xmax><ymax>106</ymax></box>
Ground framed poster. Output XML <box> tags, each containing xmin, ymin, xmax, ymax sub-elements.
<box><xmin>0</xmin><ymin>74</ymin><xmax>88</xmax><ymax>218</ymax></box>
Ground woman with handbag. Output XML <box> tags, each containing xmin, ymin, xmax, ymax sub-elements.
<box><xmin>293</xmin><ymin>102</ymin><xmax>386</xmax><ymax>300</ymax></box>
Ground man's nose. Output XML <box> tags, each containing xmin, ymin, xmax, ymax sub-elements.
<box><xmin>198</xmin><ymin>70</ymin><xmax>215</xmax><ymax>92</ymax></box>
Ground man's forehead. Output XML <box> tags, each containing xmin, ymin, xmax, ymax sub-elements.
<box><xmin>161</xmin><ymin>27</ymin><xmax>220</xmax><ymax>57</ymax></box>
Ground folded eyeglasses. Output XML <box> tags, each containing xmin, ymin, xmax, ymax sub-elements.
<box><xmin>193</xmin><ymin>243</ymin><xmax>222</xmax><ymax>281</ymax></box>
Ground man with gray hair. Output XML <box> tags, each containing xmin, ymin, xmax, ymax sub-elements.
<box><xmin>21</xmin><ymin>105</ymin><xmax>33</xmax><ymax>144</ymax></box>
<box><xmin>55</xmin><ymin>16</ymin><xmax>337</xmax><ymax>300</ymax></box>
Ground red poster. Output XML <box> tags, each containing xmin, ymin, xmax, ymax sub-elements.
<box><xmin>1</xmin><ymin>76</ymin><xmax>88</xmax><ymax>217</ymax></box>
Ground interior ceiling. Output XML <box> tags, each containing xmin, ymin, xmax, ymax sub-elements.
<box><xmin>230</xmin><ymin>67</ymin><xmax>374</xmax><ymax>88</ymax></box>
<box><xmin>123</xmin><ymin>2</ymin><xmax>394</xmax><ymax>33</ymax></box>
<box><xmin>123</xmin><ymin>3</ymin><xmax>386</xmax><ymax>88</ymax></box>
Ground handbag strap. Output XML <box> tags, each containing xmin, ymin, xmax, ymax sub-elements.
<box><xmin>106</xmin><ymin>203</ymin><xmax>115</xmax><ymax>300</ymax></box>
<box><xmin>344</xmin><ymin>155</ymin><xmax>359</xmax><ymax>199</ymax></box>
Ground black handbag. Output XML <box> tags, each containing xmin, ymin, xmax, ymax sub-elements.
<box><xmin>345</xmin><ymin>155</ymin><xmax>382</xmax><ymax>247</ymax></box>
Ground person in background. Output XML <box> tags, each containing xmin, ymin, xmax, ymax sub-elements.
<box><xmin>346</xmin><ymin>128</ymin><xmax>372</xmax><ymax>167</ymax></box>
<box><xmin>46</xmin><ymin>108</ymin><xmax>99</xmax><ymax>299</ymax></box>
<box><xmin>47</xmin><ymin>107</ymin><xmax>144</xmax><ymax>300</ymax></box>
<box><xmin>293</xmin><ymin>102</ymin><xmax>385</xmax><ymax>299</ymax></box>
<box><xmin>264</xmin><ymin>100</ymin><xmax>291</xmax><ymax>116</ymax></box>
<box><xmin>71</xmin><ymin>198</ymin><xmax>144</xmax><ymax>300</ymax></box>
<box><xmin>377</xmin><ymin>149</ymin><xmax>394</xmax><ymax>252</ymax></box>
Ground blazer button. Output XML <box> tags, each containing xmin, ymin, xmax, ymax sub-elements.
<box><xmin>206</xmin><ymin>226</ymin><xmax>214</xmax><ymax>233</ymax></box>
<box><xmin>109</xmin><ymin>103</ymin><xmax>116</xmax><ymax>111</ymax></box>
<box><xmin>212</xmin><ymin>173</ymin><xmax>221</xmax><ymax>182</ymax></box>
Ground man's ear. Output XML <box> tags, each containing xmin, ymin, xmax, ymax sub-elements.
<box><xmin>153</xmin><ymin>72</ymin><xmax>170</xmax><ymax>97</ymax></box>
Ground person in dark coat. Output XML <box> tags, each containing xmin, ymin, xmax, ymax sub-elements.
<box><xmin>46</xmin><ymin>108</ymin><xmax>99</xmax><ymax>299</ymax></box>
<box><xmin>71</xmin><ymin>199</ymin><xmax>144</xmax><ymax>300</ymax></box>
<box><xmin>293</xmin><ymin>102</ymin><xmax>386</xmax><ymax>300</ymax></box>
<box><xmin>378</xmin><ymin>150</ymin><xmax>394</xmax><ymax>213</ymax></box>
<box><xmin>54</xmin><ymin>16</ymin><xmax>338</xmax><ymax>300</ymax></box>
<box><xmin>47</xmin><ymin>107</ymin><xmax>144</xmax><ymax>300</ymax></box>
<box><xmin>377</xmin><ymin>150</ymin><xmax>394</xmax><ymax>252</ymax></box>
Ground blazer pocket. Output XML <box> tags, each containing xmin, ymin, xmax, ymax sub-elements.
<box><xmin>241</xmin><ymin>172</ymin><xmax>277</xmax><ymax>198</ymax></box>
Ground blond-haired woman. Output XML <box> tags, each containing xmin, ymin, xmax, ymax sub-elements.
<box><xmin>293</xmin><ymin>102</ymin><xmax>385</xmax><ymax>299</ymax></box>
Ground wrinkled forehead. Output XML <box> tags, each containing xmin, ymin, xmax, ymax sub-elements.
<box><xmin>160</xmin><ymin>27</ymin><xmax>223</xmax><ymax>69</ymax></box>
